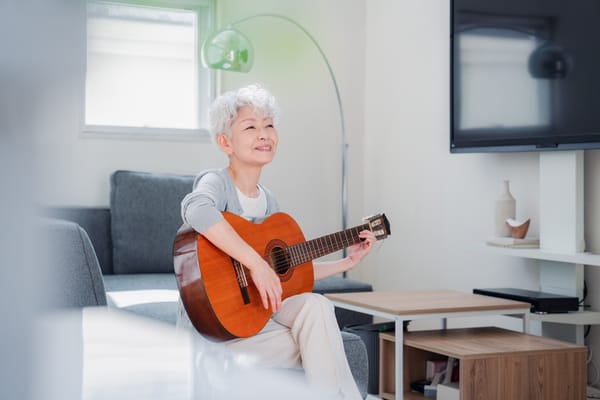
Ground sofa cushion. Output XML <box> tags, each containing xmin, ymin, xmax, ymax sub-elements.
<box><xmin>313</xmin><ymin>276</ymin><xmax>372</xmax><ymax>294</ymax></box>
<box><xmin>103</xmin><ymin>273</ymin><xmax>179</xmax><ymax>324</ymax></box>
<box><xmin>110</xmin><ymin>170</ymin><xmax>194</xmax><ymax>274</ymax></box>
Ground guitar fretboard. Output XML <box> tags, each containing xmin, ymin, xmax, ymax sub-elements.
<box><xmin>287</xmin><ymin>223</ymin><xmax>370</xmax><ymax>266</ymax></box>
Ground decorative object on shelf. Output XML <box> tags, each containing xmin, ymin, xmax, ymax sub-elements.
<box><xmin>506</xmin><ymin>218</ymin><xmax>531</xmax><ymax>239</ymax></box>
<box><xmin>494</xmin><ymin>180</ymin><xmax>516</xmax><ymax>237</ymax></box>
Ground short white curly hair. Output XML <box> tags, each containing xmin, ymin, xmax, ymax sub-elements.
<box><xmin>208</xmin><ymin>83</ymin><xmax>281</xmax><ymax>143</ymax></box>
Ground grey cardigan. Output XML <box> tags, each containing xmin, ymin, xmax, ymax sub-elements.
<box><xmin>180</xmin><ymin>168</ymin><xmax>280</xmax><ymax>233</ymax></box>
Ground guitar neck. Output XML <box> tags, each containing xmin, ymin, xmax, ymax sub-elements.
<box><xmin>288</xmin><ymin>223</ymin><xmax>370</xmax><ymax>266</ymax></box>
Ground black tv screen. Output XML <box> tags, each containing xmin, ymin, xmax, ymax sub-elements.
<box><xmin>451</xmin><ymin>0</ymin><xmax>600</xmax><ymax>153</ymax></box>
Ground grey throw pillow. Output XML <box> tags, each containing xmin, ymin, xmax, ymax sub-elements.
<box><xmin>110</xmin><ymin>170</ymin><xmax>194</xmax><ymax>274</ymax></box>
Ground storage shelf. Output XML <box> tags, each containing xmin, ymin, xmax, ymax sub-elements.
<box><xmin>529</xmin><ymin>310</ymin><xmax>600</xmax><ymax>325</ymax></box>
<box><xmin>487</xmin><ymin>244</ymin><xmax>600</xmax><ymax>326</ymax></box>
<box><xmin>379</xmin><ymin>327</ymin><xmax>586</xmax><ymax>400</ymax></box>
<box><xmin>486</xmin><ymin>245</ymin><xmax>600</xmax><ymax>266</ymax></box>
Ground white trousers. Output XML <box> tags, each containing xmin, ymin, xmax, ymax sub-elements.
<box><xmin>178</xmin><ymin>292</ymin><xmax>362</xmax><ymax>399</ymax></box>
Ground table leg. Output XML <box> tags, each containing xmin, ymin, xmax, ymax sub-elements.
<box><xmin>395</xmin><ymin>318</ymin><xmax>403</xmax><ymax>400</ymax></box>
<box><xmin>523</xmin><ymin>311</ymin><xmax>530</xmax><ymax>333</ymax></box>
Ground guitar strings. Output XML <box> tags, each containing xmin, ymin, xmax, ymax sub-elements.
<box><xmin>267</xmin><ymin>225</ymin><xmax>368</xmax><ymax>274</ymax></box>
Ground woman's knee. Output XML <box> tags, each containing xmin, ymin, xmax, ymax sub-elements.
<box><xmin>295</xmin><ymin>292</ymin><xmax>335</xmax><ymax>314</ymax></box>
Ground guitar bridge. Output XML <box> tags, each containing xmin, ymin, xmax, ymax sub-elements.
<box><xmin>232</xmin><ymin>258</ymin><xmax>251</xmax><ymax>305</ymax></box>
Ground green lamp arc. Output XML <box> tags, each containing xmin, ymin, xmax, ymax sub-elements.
<box><xmin>202</xmin><ymin>13</ymin><xmax>349</xmax><ymax>236</ymax></box>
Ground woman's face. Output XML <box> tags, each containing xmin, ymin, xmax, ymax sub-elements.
<box><xmin>219</xmin><ymin>106</ymin><xmax>278</xmax><ymax>167</ymax></box>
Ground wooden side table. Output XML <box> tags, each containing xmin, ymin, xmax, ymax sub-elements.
<box><xmin>379</xmin><ymin>327</ymin><xmax>586</xmax><ymax>400</ymax></box>
<box><xmin>325</xmin><ymin>289</ymin><xmax>532</xmax><ymax>400</ymax></box>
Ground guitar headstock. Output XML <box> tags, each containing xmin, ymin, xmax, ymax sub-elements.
<box><xmin>363</xmin><ymin>213</ymin><xmax>391</xmax><ymax>240</ymax></box>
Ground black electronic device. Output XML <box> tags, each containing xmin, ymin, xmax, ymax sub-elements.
<box><xmin>473</xmin><ymin>288</ymin><xmax>579</xmax><ymax>313</ymax></box>
<box><xmin>451</xmin><ymin>0</ymin><xmax>600</xmax><ymax>153</ymax></box>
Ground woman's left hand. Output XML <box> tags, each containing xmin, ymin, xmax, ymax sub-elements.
<box><xmin>347</xmin><ymin>230</ymin><xmax>377</xmax><ymax>266</ymax></box>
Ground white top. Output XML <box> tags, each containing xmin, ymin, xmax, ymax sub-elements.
<box><xmin>236</xmin><ymin>186</ymin><xmax>267</xmax><ymax>220</ymax></box>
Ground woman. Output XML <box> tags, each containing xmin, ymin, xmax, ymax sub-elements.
<box><xmin>178</xmin><ymin>83</ymin><xmax>375</xmax><ymax>399</ymax></box>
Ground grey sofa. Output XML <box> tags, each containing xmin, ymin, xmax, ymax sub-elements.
<box><xmin>45</xmin><ymin>170</ymin><xmax>374</xmax><ymax>397</ymax></box>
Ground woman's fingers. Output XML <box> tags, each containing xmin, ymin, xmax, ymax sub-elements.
<box><xmin>253</xmin><ymin>265</ymin><xmax>282</xmax><ymax>312</ymax></box>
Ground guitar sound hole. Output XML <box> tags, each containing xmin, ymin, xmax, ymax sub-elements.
<box><xmin>269</xmin><ymin>246</ymin><xmax>290</xmax><ymax>275</ymax></box>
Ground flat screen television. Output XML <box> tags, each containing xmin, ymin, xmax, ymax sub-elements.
<box><xmin>451</xmin><ymin>0</ymin><xmax>600</xmax><ymax>153</ymax></box>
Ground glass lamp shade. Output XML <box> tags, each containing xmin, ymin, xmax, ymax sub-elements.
<box><xmin>201</xmin><ymin>28</ymin><xmax>254</xmax><ymax>72</ymax></box>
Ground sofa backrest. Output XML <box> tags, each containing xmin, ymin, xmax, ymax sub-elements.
<box><xmin>110</xmin><ymin>170</ymin><xmax>194</xmax><ymax>275</ymax></box>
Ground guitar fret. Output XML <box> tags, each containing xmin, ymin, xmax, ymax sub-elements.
<box><xmin>298</xmin><ymin>243</ymin><xmax>308</xmax><ymax>264</ymax></box>
<box><xmin>305</xmin><ymin>241</ymin><xmax>311</xmax><ymax>262</ymax></box>
<box><xmin>291</xmin><ymin>244</ymin><xmax>299</xmax><ymax>265</ymax></box>
<box><xmin>331</xmin><ymin>234</ymin><xmax>338</xmax><ymax>253</ymax></box>
<box><xmin>286</xmin><ymin>221</ymin><xmax>380</xmax><ymax>267</ymax></box>
<box><xmin>287</xmin><ymin>246</ymin><xmax>294</xmax><ymax>266</ymax></box>
<box><xmin>293</xmin><ymin>245</ymin><xmax>300</xmax><ymax>265</ymax></box>
<box><xmin>316</xmin><ymin>238</ymin><xmax>322</xmax><ymax>258</ymax></box>
<box><xmin>301</xmin><ymin>243</ymin><xmax>308</xmax><ymax>263</ymax></box>
<box><xmin>317</xmin><ymin>238</ymin><xmax>322</xmax><ymax>257</ymax></box>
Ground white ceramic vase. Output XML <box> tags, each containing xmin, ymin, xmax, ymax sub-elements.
<box><xmin>495</xmin><ymin>180</ymin><xmax>516</xmax><ymax>237</ymax></box>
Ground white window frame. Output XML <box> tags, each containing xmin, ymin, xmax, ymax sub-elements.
<box><xmin>82</xmin><ymin>0</ymin><xmax>215</xmax><ymax>140</ymax></box>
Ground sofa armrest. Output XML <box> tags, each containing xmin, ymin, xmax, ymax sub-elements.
<box><xmin>342</xmin><ymin>331</ymin><xmax>369</xmax><ymax>399</ymax></box>
<box><xmin>41</xmin><ymin>218</ymin><xmax>107</xmax><ymax>307</ymax></box>
<box><xmin>42</xmin><ymin>206</ymin><xmax>113</xmax><ymax>275</ymax></box>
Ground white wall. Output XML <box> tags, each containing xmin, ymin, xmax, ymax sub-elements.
<box><xmin>359</xmin><ymin>0</ymin><xmax>541</xmax><ymax>294</ymax></box>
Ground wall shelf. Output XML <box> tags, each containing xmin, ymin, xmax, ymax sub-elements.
<box><xmin>529</xmin><ymin>310</ymin><xmax>600</xmax><ymax>325</ymax></box>
<box><xmin>487</xmin><ymin>242</ymin><xmax>600</xmax><ymax>328</ymax></box>
<box><xmin>486</xmin><ymin>245</ymin><xmax>600</xmax><ymax>267</ymax></box>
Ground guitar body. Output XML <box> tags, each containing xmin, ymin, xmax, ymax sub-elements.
<box><xmin>174</xmin><ymin>212</ymin><xmax>315</xmax><ymax>341</ymax></box>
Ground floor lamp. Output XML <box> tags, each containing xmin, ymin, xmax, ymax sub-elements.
<box><xmin>201</xmin><ymin>14</ymin><xmax>349</xmax><ymax>260</ymax></box>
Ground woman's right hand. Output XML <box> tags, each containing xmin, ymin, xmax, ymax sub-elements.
<box><xmin>202</xmin><ymin>219</ymin><xmax>282</xmax><ymax>312</ymax></box>
<box><xmin>249</xmin><ymin>260</ymin><xmax>282</xmax><ymax>312</ymax></box>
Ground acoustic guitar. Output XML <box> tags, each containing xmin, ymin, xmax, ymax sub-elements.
<box><xmin>173</xmin><ymin>212</ymin><xmax>390</xmax><ymax>341</ymax></box>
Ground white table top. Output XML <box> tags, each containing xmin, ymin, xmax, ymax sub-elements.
<box><xmin>33</xmin><ymin>307</ymin><xmax>331</xmax><ymax>400</ymax></box>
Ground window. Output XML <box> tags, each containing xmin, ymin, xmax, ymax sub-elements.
<box><xmin>84</xmin><ymin>0</ymin><xmax>214</xmax><ymax>138</ymax></box>
<box><xmin>456</xmin><ymin>12</ymin><xmax>553</xmax><ymax>132</ymax></box>
<box><xmin>458</xmin><ymin>27</ymin><xmax>551</xmax><ymax>130</ymax></box>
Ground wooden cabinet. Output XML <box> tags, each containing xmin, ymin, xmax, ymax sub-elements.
<box><xmin>379</xmin><ymin>327</ymin><xmax>586</xmax><ymax>400</ymax></box>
